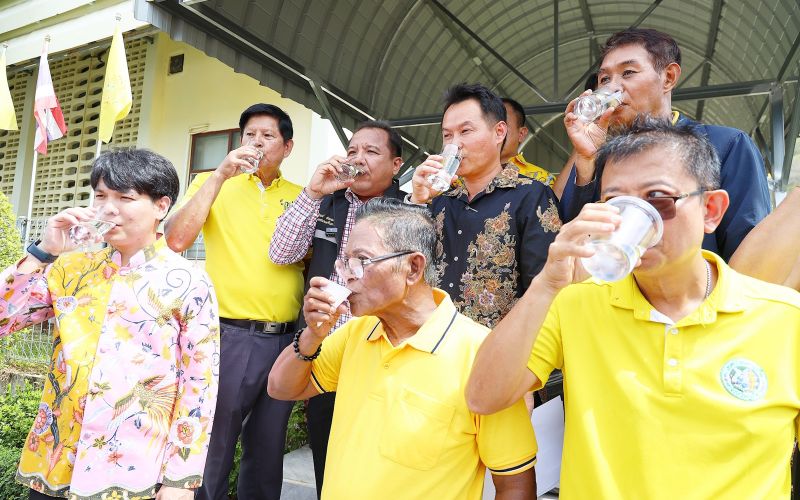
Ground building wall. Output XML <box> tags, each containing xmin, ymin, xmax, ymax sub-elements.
<box><xmin>138</xmin><ymin>33</ymin><xmax>316</xmax><ymax>192</ymax></box>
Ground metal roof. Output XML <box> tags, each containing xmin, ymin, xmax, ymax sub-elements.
<box><xmin>135</xmin><ymin>0</ymin><xmax>800</xmax><ymax>185</ymax></box>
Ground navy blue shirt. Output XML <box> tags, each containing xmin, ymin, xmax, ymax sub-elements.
<box><xmin>560</xmin><ymin>113</ymin><xmax>771</xmax><ymax>261</ymax></box>
<box><xmin>430</xmin><ymin>164</ymin><xmax>561</xmax><ymax>328</ymax></box>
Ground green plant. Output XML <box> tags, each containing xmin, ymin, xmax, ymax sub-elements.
<box><xmin>0</xmin><ymin>383</ymin><xmax>39</xmax><ymax>449</ymax></box>
<box><xmin>0</xmin><ymin>446</ymin><xmax>25</xmax><ymax>500</ymax></box>
<box><xmin>0</xmin><ymin>191</ymin><xmax>21</xmax><ymax>270</ymax></box>
<box><xmin>0</xmin><ymin>383</ymin><xmax>40</xmax><ymax>500</ymax></box>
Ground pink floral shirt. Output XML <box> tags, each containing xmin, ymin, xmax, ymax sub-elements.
<box><xmin>0</xmin><ymin>238</ymin><xmax>219</xmax><ymax>499</ymax></box>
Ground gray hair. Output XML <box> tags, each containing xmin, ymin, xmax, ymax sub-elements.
<box><xmin>354</xmin><ymin>197</ymin><xmax>437</xmax><ymax>286</ymax></box>
<box><xmin>596</xmin><ymin>115</ymin><xmax>721</xmax><ymax>190</ymax></box>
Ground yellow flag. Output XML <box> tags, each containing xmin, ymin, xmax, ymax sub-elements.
<box><xmin>0</xmin><ymin>49</ymin><xmax>18</xmax><ymax>131</ymax></box>
<box><xmin>99</xmin><ymin>25</ymin><xmax>132</xmax><ymax>143</ymax></box>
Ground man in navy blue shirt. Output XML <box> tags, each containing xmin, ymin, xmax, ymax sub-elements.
<box><xmin>561</xmin><ymin>28</ymin><xmax>770</xmax><ymax>261</ymax></box>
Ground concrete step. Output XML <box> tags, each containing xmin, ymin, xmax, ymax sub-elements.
<box><xmin>281</xmin><ymin>446</ymin><xmax>316</xmax><ymax>500</ymax></box>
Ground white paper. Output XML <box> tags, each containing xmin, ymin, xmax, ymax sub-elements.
<box><xmin>482</xmin><ymin>396</ymin><xmax>564</xmax><ymax>499</ymax></box>
<box><xmin>532</xmin><ymin>396</ymin><xmax>564</xmax><ymax>496</ymax></box>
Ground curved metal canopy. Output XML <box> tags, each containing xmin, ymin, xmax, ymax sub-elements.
<box><xmin>135</xmin><ymin>0</ymin><xmax>800</xmax><ymax>185</ymax></box>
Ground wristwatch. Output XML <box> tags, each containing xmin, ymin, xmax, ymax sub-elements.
<box><xmin>26</xmin><ymin>240</ymin><xmax>58</xmax><ymax>264</ymax></box>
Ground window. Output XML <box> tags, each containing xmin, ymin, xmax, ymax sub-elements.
<box><xmin>188</xmin><ymin>129</ymin><xmax>241</xmax><ymax>183</ymax></box>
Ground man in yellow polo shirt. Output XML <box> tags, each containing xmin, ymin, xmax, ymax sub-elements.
<box><xmin>165</xmin><ymin>104</ymin><xmax>304</xmax><ymax>500</ymax></box>
<box><xmin>501</xmin><ymin>97</ymin><xmax>555</xmax><ymax>188</ymax></box>
<box><xmin>467</xmin><ymin>117</ymin><xmax>800</xmax><ymax>498</ymax></box>
<box><xmin>268</xmin><ymin>198</ymin><xmax>537</xmax><ymax>499</ymax></box>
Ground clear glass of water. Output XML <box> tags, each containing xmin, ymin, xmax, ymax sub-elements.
<box><xmin>426</xmin><ymin>144</ymin><xmax>462</xmax><ymax>192</ymax></box>
<box><xmin>581</xmin><ymin>196</ymin><xmax>663</xmax><ymax>282</ymax></box>
<box><xmin>241</xmin><ymin>138</ymin><xmax>263</xmax><ymax>174</ymax></box>
<box><xmin>335</xmin><ymin>159</ymin><xmax>364</xmax><ymax>183</ymax></box>
<box><xmin>68</xmin><ymin>205</ymin><xmax>116</xmax><ymax>249</ymax></box>
<box><xmin>574</xmin><ymin>88</ymin><xmax>623</xmax><ymax>122</ymax></box>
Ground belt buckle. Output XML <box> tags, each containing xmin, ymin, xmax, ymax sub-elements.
<box><xmin>258</xmin><ymin>321</ymin><xmax>279</xmax><ymax>334</ymax></box>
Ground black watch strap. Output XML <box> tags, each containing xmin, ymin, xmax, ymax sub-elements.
<box><xmin>26</xmin><ymin>240</ymin><xmax>58</xmax><ymax>264</ymax></box>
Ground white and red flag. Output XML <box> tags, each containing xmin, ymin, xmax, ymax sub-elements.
<box><xmin>33</xmin><ymin>41</ymin><xmax>67</xmax><ymax>155</ymax></box>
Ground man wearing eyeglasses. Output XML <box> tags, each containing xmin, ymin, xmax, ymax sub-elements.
<box><xmin>560</xmin><ymin>28</ymin><xmax>770</xmax><ymax>262</ymax></box>
<box><xmin>466</xmin><ymin>117</ymin><xmax>800</xmax><ymax>499</ymax></box>
<box><xmin>269</xmin><ymin>120</ymin><xmax>404</xmax><ymax>497</ymax></box>
<box><xmin>268</xmin><ymin>198</ymin><xmax>538</xmax><ymax>500</ymax></box>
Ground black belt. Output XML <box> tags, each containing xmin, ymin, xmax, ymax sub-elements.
<box><xmin>220</xmin><ymin>317</ymin><xmax>296</xmax><ymax>335</ymax></box>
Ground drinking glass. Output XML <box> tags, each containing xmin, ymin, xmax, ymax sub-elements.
<box><xmin>426</xmin><ymin>144</ymin><xmax>462</xmax><ymax>192</ymax></box>
<box><xmin>574</xmin><ymin>88</ymin><xmax>623</xmax><ymax>122</ymax></box>
<box><xmin>580</xmin><ymin>196</ymin><xmax>663</xmax><ymax>282</ymax></box>
<box><xmin>68</xmin><ymin>205</ymin><xmax>116</xmax><ymax>249</ymax></box>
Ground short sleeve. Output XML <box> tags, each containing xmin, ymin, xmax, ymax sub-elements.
<box><xmin>171</xmin><ymin>172</ymin><xmax>211</xmax><ymax>213</ymax></box>
<box><xmin>526</xmin><ymin>299</ymin><xmax>564</xmax><ymax>391</ymax></box>
<box><xmin>477</xmin><ymin>398</ymin><xmax>538</xmax><ymax>475</ymax></box>
<box><xmin>309</xmin><ymin>322</ymin><xmax>356</xmax><ymax>393</ymax></box>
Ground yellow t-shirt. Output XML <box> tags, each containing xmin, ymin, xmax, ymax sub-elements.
<box><xmin>311</xmin><ymin>289</ymin><xmax>537</xmax><ymax>500</ymax></box>
<box><xmin>528</xmin><ymin>251</ymin><xmax>800</xmax><ymax>499</ymax></box>
<box><xmin>508</xmin><ymin>153</ymin><xmax>556</xmax><ymax>188</ymax></box>
<box><xmin>176</xmin><ymin>172</ymin><xmax>303</xmax><ymax>321</ymax></box>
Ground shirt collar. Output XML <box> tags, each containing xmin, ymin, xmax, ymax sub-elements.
<box><xmin>444</xmin><ymin>162</ymin><xmax>526</xmax><ymax>198</ymax></box>
<box><xmin>607</xmin><ymin>250</ymin><xmax>746</xmax><ymax>325</ymax></box>
<box><xmin>109</xmin><ymin>237</ymin><xmax>168</xmax><ymax>270</ymax></box>
<box><xmin>248</xmin><ymin>171</ymin><xmax>284</xmax><ymax>191</ymax></box>
<box><xmin>365</xmin><ymin>288</ymin><xmax>459</xmax><ymax>354</ymax></box>
<box><xmin>344</xmin><ymin>188</ymin><xmax>364</xmax><ymax>206</ymax></box>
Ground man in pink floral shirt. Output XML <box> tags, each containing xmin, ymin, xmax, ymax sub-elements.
<box><xmin>0</xmin><ymin>150</ymin><xmax>219</xmax><ymax>500</ymax></box>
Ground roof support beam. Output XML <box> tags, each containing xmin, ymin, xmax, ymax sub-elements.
<box><xmin>553</xmin><ymin>0</ymin><xmax>559</xmax><ymax>95</ymax></box>
<box><xmin>577</xmin><ymin>0</ymin><xmax>599</xmax><ymax>61</ymax></box>
<box><xmin>426</xmin><ymin>0</ymin><xmax>550</xmax><ymax>102</ymax></box>
<box><xmin>309</xmin><ymin>76</ymin><xmax>350</xmax><ymax>150</ymax></box>
<box><xmin>561</xmin><ymin>0</ymin><xmax>664</xmax><ymax>101</ymax></box>
<box><xmin>770</xmin><ymin>83</ymin><xmax>786</xmax><ymax>187</ymax></box>
<box><xmin>675</xmin><ymin>59</ymin><xmax>707</xmax><ymax>89</ymax></box>
<box><xmin>390</xmin><ymin>78</ymin><xmax>794</xmax><ymax>126</ymax></box>
<box><xmin>695</xmin><ymin>0</ymin><xmax>723</xmax><ymax>121</ymax></box>
<box><xmin>750</xmin><ymin>30</ymin><xmax>800</xmax><ymax>136</ymax></box>
<box><xmin>781</xmin><ymin>78</ymin><xmax>800</xmax><ymax>191</ymax></box>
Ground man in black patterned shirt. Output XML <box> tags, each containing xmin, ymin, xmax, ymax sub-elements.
<box><xmin>409</xmin><ymin>83</ymin><xmax>561</xmax><ymax>329</ymax></box>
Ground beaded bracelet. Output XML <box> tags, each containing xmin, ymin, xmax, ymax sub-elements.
<box><xmin>293</xmin><ymin>329</ymin><xmax>321</xmax><ymax>361</ymax></box>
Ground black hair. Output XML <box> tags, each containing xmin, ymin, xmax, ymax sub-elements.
<box><xmin>354</xmin><ymin>120</ymin><xmax>403</xmax><ymax>158</ymax></box>
<box><xmin>90</xmin><ymin>149</ymin><xmax>180</xmax><ymax>211</ymax></box>
<box><xmin>595</xmin><ymin>115</ymin><xmax>720</xmax><ymax>190</ymax></box>
<box><xmin>602</xmin><ymin>28</ymin><xmax>682</xmax><ymax>72</ymax></box>
<box><xmin>501</xmin><ymin>97</ymin><xmax>526</xmax><ymax>128</ymax></box>
<box><xmin>443</xmin><ymin>83</ymin><xmax>506</xmax><ymax>125</ymax></box>
<box><xmin>239</xmin><ymin>103</ymin><xmax>293</xmax><ymax>142</ymax></box>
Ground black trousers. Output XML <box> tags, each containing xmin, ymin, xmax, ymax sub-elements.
<box><xmin>307</xmin><ymin>391</ymin><xmax>336</xmax><ymax>497</ymax></box>
<box><xmin>195</xmin><ymin>323</ymin><xmax>294</xmax><ymax>500</ymax></box>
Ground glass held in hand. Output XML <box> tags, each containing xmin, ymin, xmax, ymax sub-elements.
<box><xmin>580</xmin><ymin>196</ymin><xmax>663</xmax><ymax>282</ymax></box>
<box><xmin>68</xmin><ymin>205</ymin><xmax>116</xmax><ymax>249</ymax></box>
<box><xmin>316</xmin><ymin>281</ymin><xmax>352</xmax><ymax>328</ymax></box>
<box><xmin>335</xmin><ymin>159</ymin><xmax>365</xmax><ymax>183</ymax></box>
<box><xmin>573</xmin><ymin>88</ymin><xmax>623</xmax><ymax>122</ymax></box>
<box><xmin>426</xmin><ymin>143</ymin><xmax>462</xmax><ymax>192</ymax></box>
<box><xmin>241</xmin><ymin>138</ymin><xmax>263</xmax><ymax>174</ymax></box>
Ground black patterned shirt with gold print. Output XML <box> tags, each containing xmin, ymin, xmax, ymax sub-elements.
<box><xmin>430</xmin><ymin>163</ymin><xmax>562</xmax><ymax>328</ymax></box>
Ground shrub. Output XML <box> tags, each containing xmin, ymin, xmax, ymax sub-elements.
<box><xmin>0</xmin><ymin>191</ymin><xmax>21</xmax><ymax>270</ymax></box>
<box><xmin>0</xmin><ymin>383</ymin><xmax>40</xmax><ymax>500</ymax></box>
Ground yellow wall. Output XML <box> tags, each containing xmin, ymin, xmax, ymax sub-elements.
<box><xmin>137</xmin><ymin>33</ymin><xmax>313</xmax><ymax>191</ymax></box>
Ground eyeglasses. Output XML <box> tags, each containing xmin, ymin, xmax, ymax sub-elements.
<box><xmin>334</xmin><ymin>250</ymin><xmax>414</xmax><ymax>279</ymax></box>
<box><xmin>644</xmin><ymin>189</ymin><xmax>705</xmax><ymax>220</ymax></box>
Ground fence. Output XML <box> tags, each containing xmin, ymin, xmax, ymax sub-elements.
<box><xmin>3</xmin><ymin>217</ymin><xmax>206</xmax><ymax>365</ymax></box>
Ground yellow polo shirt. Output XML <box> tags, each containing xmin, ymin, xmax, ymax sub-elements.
<box><xmin>528</xmin><ymin>251</ymin><xmax>800</xmax><ymax>499</ymax></box>
<box><xmin>311</xmin><ymin>289</ymin><xmax>537</xmax><ymax>500</ymax></box>
<box><xmin>507</xmin><ymin>153</ymin><xmax>556</xmax><ymax>187</ymax></box>
<box><xmin>176</xmin><ymin>172</ymin><xmax>304</xmax><ymax>321</ymax></box>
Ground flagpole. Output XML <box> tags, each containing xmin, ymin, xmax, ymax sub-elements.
<box><xmin>25</xmin><ymin>35</ymin><xmax>49</xmax><ymax>243</ymax></box>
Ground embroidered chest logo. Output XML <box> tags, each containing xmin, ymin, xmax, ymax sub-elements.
<box><xmin>55</xmin><ymin>296</ymin><xmax>78</xmax><ymax>315</ymax></box>
<box><xmin>280</xmin><ymin>199</ymin><xmax>292</xmax><ymax>211</ymax></box>
<box><xmin>720</xmin><ymin>358</ymin><xmax>767</xmax><ymax>401</ymax></box>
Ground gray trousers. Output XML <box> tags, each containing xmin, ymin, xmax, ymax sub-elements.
<box><xmin>196</xmin><ymin>323</ymin><xmax>294</xmax><ymax>500</ymax></box>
